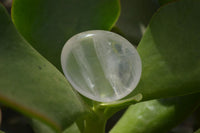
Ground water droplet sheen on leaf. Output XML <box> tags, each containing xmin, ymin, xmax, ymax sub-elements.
<box><xmin>61</xmin><ymin>30</ymin><xmax>142</xmax><ymax>102</ymax></box>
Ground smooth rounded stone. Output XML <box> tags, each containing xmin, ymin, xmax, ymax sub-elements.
<box><xmin>61</xmin><ymin>30</ymin><xmax>142</xmax><ymax>102</ymax></box>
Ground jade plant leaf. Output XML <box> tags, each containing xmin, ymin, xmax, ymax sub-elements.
<box><xmin>32</xmin><ymin>119</ymin><xmax>60</xmax><ymax>133</ymax></box>
<box><xmin>111</xmin><ymin>93</ymin><xmax>200</xmax><ymax>133</ymax></box>
<box><xmin>0</xmin><ymin>4</ymin><xmax>86</xmax><ymax>132</ymax></box>
<box><xmin>63</xmin><ymin>123</ymin><xmax>80</xmax><ymax>133</ymax></box>
<box><xmin>128</xmin><ymin>0</ymin><xmax>200</xmax><ymax>100</ymax></box>
<box><xmin>115</xmin><ymin>0</ymin><xmax>159</xmax><ymax>45</ymax></box>
<box><xmin>11</xmin><ymin>0</ymin><xmax>120</xmax><ymax>70</ymax></box>
<box><xmin>32</xmin><ymin>119</ymin><xmax>80</xmax><ymax>133</ymax></box>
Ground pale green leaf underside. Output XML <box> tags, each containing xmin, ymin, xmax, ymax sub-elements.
<box><xmin>32</xmin><ymin>119</ymin><xmax>80</xmax><ymax>133</ymax></box>
<box><xmin>111</xmin><ymin>93</ymin><xmax>200</xmax><ymax>133</ymax></box>
<box><xmin>0</xmin><ymin>4</ymin><xmax>86</xmax><ymax>132</ymax></box>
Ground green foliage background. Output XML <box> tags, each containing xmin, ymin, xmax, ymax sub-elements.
<box><xmin>0</xmin><ymin>0</ymin><xmax>200</xmax><ymax>133</ymax></box>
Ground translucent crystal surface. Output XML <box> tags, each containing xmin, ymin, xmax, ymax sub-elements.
<box><xmin>61</xmin><ymin>30</ymin><xmax>142</xmax><ymax>102</ymax></box>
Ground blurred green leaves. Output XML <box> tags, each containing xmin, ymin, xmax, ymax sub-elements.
<box><xmin>116</xmin><ymin>0</ymin><xmax>159</xmax><ymax>45</ymax></box>
<box><xmin>194</xmin><ymin>128</ymin><xmax>200</xmax><ymax>133</ymax></box>
<box><xmin>0</xmin><ymin>0</ymin><xmax>200</xmax><ymax>132</ymax></box>
<box><xmin>0</xmin><ymin>109</ymin><xmax>1</xmax><ymax>126</ymax></box>
<box><xmin>159</xmin><ymin>0</ymin><xmax>176</xmax><ymax>5</ymax></box>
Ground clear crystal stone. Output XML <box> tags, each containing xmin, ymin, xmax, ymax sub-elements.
<box><xmin>61</xmin><ymin>30</ymin><xmax>142</xmax><ymax>102</ymax></box>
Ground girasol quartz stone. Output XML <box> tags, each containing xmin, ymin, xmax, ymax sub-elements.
<box><xmin>61</xmin><ymin>30</ymin><xmax>142</xmax><ymax>102</ymax></box>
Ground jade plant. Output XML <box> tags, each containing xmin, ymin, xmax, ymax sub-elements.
<box><xmin>0</xmin><ymin>0</ymin><xmax>200</xmax><ymax>133</ymax></box>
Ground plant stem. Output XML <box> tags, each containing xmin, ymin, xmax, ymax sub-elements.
<box><xmin>98</xmin><ymin>93</ymin><xmax>143</xmax><ymax>118</ymax></box>
<box><xmin>83</xmin><ymin>115</ymin><xmax>106</xmax><ymax>133</ymax></box>
<box><xmin>83</xmin><ymin>102</ymin><xmax>107</xmax><ymax>133</ymax></box>
<box><xmin>99</xmin><ymin>93</ymin><xmax>142</xmax><ymax>108</ymax></box>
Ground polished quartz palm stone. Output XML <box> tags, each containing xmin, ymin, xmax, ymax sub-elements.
<box><xmin>61</xmin><ymin>30</ymin><xmax>142</xmax><ymax>102</ymax></box>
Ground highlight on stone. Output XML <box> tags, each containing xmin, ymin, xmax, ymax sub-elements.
<box><xmin>61</xmin><ymin>30</ymin><xmax>142</xmax><ymax>102</ymax></box>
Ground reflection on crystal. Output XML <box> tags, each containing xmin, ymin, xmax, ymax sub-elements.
<box><xmin>61</xmin><ymin>30</ymin><xmax>142</xmax><ymax>102</ymax></box>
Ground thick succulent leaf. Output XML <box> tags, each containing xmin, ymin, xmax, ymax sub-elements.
<box><xmin>32</xmin><ymin>119</ymin><xmax>57</xmax><ymax>133</ymax></box>
<box><xmin>115</xmin><ymin>0</ymin><xmax>159</xmax><ymax>44</ymax></box>
<box><xmin>0</xmin><ymin>4</ymin><xmax>86</xmax><ymax>132</ymax></box>
<box><xmin>128</xmin><ymin>0</ymin><xmax>200</xmax><ymax>100</ymax></box>
<box><xmin>110</xmin><ymin>93</ymin><xmax>200</xmax><ymax>133</ymax></box>
<box><xmin>32</xmin><ymin>119</ymin><xmax>80</xmax><ymax>133</ymax></box>
<box><xmin>63</xmin><ymin>123</ymin><xmax>80</xmax><ymax>133</ymax></box>
<box><xmin>11</xmin><ymin>0</ymin><xmax>120</xmax><ymax>70</ymax></box>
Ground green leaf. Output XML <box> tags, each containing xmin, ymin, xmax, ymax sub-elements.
<box><xmin>33</xmin><ymin>118</ymin><xmax>82</xmax><ymax>133</ymax></box>
<box><xmin>63</xmin><ymin>123</ymin><xmax>80</xmax><ymax>133</ymax></box>
<box><xmin>11</xmin><ymin>0</ymin><xmax>120</xmax><ymax>70</ymax></box>
<box><xmin>32</xmin><ymin>119</ymin><xmax>57</xmax><ymax>133</ymax></box>
<box><xmin>194</xmin><ymin>129</ymin><xmax>200</xmax><ymax>133</ymax></box>
<box><xmin>32</xmin><ymin>119</ymin><xmax>81</xmax><ymax>133</ymax></box>
<box><xmin>0</xmin><ymin>130</ymin><xmax>4</xmax><ymax>133</ymax></box>
<box><xmin>115</xmin><ymin>0</ymin><xmax>159</xmax><ymax>44</ymax></box>
<box><xmin>110</xmin><ymin>93</ymin><xmax>200</xmax><ymax>133</ymax></box>
<box><xmin>129</xmin><ymin>0</ymin><xmax>200</xmax><ymax>100</ymax></box>
<box><xmin>0</xmin><ymin>4</ymin><xmax>86</xmax><ymax>132</ymax></box>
